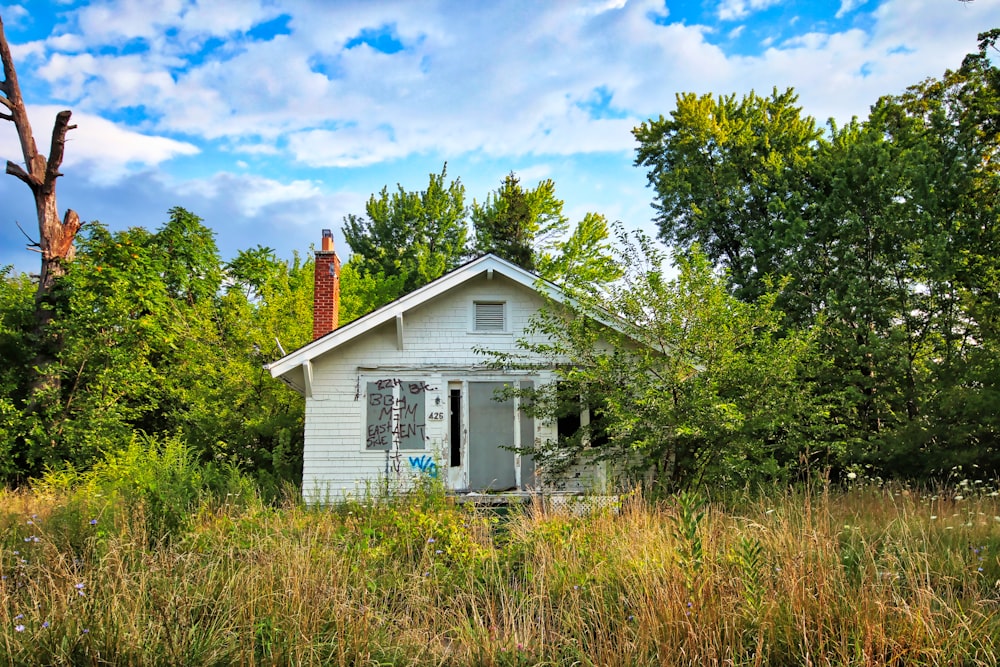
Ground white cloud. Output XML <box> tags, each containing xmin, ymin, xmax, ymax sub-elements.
<box><xmin>0</xmin><ymin>105</ymin><xmax>198</xmax><ymax>185</ymax></box>
<box><xmin>69</xmin><ymin>0</ymin><xmax>282</xmax><ymax>45</ymax></box>
<box><xmin>8</xmin><ymin>0</ymin><xmax>1000</xmax><ymax>182</ymax></box>
<box><xmin>836</xmin><ymin>0</ymin><xmax>868</xmax><ymax>19</ymax></box>
<box><xmin>717</xmin><ymin>0</ymin><xmax>784</xmax><ymax>22</ymax></box>
<box><xmin>238</xmin><ymin>178</ymin><xmax>325</xmax><ymax>218</ymax></box>
<box><xmin>0</xmin><ymin>4</ymin><xmax>29</xmax><ymax>26</ymax></box>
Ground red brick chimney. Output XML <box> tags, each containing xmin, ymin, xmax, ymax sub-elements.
<box><xmin>313</xmin><ymin>229</ymin><xmax>341</xmax><ymax>339</ymax></box>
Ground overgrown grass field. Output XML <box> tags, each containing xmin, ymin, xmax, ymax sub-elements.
<box><xmin>2</xmin><ymin>467</ymin><xmax>999</xmax><ymax>665</ymax></box>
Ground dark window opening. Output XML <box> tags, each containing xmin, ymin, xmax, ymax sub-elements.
<box><xmin>556</xmin><ymin>383</ymin><xmax>609</xmax><ymax>448</ymax></box>
<box><xmin>449</xmin><ymin>388</ymin><xmax>462</xmax><ymax>466</ymax></box>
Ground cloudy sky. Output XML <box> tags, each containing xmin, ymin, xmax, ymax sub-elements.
<box><xmin>1</xmin><ymin>0</ymin><xmax>997</xmax><ymax>275</ymax></box>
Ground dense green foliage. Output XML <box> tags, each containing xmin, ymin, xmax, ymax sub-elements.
<box><xmin>633</xmin><ymin>31</ymin><xmax>1000</xmax><ymax>481</ymax></box>
<box><xmin>470</xmin><ymin>172</ymin><xmax>568</xmax><ymax>271</ymax></box>
<box><xmin>341</xmin><ymin>164</ymin><xmax>470</xmax><ymax>315</ymax></box>
<box><xmin>0</xmin><ymin>208</ymin><xmax>311</xmax><ymax>491</ymax></box>
<box><xmin>635</xmin><ymin>87</ymin><xmax>821</xmax><ymax>302</ymax></box>
<box><xmin>501</xmin><ymin>236</ymin><xmax>824</xmax><ymax>492</ymax></box>
<box><xmin>2</xmin><ymin>481</ymin><xmax>999</xmax><ymax>665</ymax></box>
<box><xmin>340</xmin><ymin>165</ymin><xmax>619</xmax><ymax>324</ymax></box>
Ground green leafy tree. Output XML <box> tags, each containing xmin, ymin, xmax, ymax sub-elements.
<box><xmin>2</xmin><ymin>209</ymin><xmax>312</xmax><ymax>490</ymax></box>
<box><xmin>535</xmin><ymin>212</ymin><xmax>622</xmax><ymax>288</ymax></box>
<box><xmin>634</xmin><ymin>88</ymin><xmax>821</xmax><ymax>301</ymax></box>
<box><xmin>0</xmin><ymin>267</ymin><xmax>36</xmax><ymax>481</ymax></box>
<box><xmin>505</xmin><ymin>232</ymin><xmax>825</xmax><ymax>493</ymax></box>
<box><xmin>631</xmin><ymin>33</ymin><xmax>1000</xmax><ymax>480</ymax></box>
<box><xmin>342</xmin><ymin>163</ymin><xmax>468</xmax><ymax>309</ymax></box>
<box><xmin>470</xmin><ymin>173</ymin><xmax>568</xmax><ymax>271</ymax></box>
<box><xmin>156</xmin><ymin>207</ymin><xmax>223</xmax><ymax>305</ymax></box>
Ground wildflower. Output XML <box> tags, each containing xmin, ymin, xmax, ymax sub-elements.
<box><xmin>75</xmin><ymin>582</ymin><xmax>85</xmax><ymax>596</ymax></box>
<box><xmin>14</xmin><ymin>614</ymin><xmax>22</xmax><ymax>620</ymax></box>
<box><xmin>82</xmin><ymin>628</ymin><xmax>89</xmax><ymax>634</ymax></box>
<box><xmin>42</xmin><ymin>621</ymin><xmax>49</xmax><ymax>629</ymax></box>
<box><xmin>427</xmin><ymin>538</ymin><xmax>435</xmax><ymax>544</ymax></box>
<box><xmin>26</xmin><ymin>519</ymin><xmax>33</xmax><ymax>525</ymax></box>
<box><xmin>847</xmin><ymin>472</ymin><xmax>857</xmax><ymax>480</ymax></box>
<box><xmin>435</xmin><ymin>549</ymin><xmax>443</xmax><ymax>555</ymax></box>
<box><xmin>89</xmin><ymin>519</ymin><xmax>98</xmax><ymax>526</ymax></box>
<box><xmin>14</xmin><ymin>624</ymin><xmax>24</xmax><ymax>633</ymax></box>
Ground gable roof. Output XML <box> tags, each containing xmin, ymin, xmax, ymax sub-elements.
<box><xmin>265</xmin><ymin>253</ymin><xmax>567</xmax><ymax>390</ymax></box>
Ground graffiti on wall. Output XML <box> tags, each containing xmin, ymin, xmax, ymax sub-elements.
<box><xmin>366</xmin><ymin>379</ymin><xmax>437</xmax><ymax>450</ymax></box>
<box><xmin>407</xmin><ymin>455</ymin><xmax>438</xmax><ymax>478</ymax></box>
<box><xmin>366</xmin><ymin>379</ymin><xmax>437</xmax><ymax>453</ymax></box>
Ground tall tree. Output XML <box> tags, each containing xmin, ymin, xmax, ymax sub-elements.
<box><xmin>632</xmin><ymin>33</ymin><xmax>1000</xmax><ymax>479</ymax></box>
<box><xmin>634</xmin><ymin>88</ymin><xmax>821</xmax><ymax>301</ymax></box>
<box><xmin>0</xmin><ymin>14</ymin><xmax>80</xmax><ymax>398</ymax></box>
<box><xmin>471</xmin><ymin>173</ymin><xmax>568</xmax><ymax>271</ymax></box>
<box><xmin>0</xmin><ymin>208</ymin><xmax>315</xmax><ymax>488</ymax></box>
<box><xmin>342</xmin><ymin>163</ymin><xmax>468</xmax><ymax>308</ymax></box>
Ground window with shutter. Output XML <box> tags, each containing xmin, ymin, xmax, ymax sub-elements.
<box><xmin>474</xmin><ymin>302</ymin><xmax>505</xmax><ymax>331</ymax></box>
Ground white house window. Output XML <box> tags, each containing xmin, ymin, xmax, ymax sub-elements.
<box><xmin>474</xmin><ymin>301</ymin><xmax>506</xmax><ymax>332</ymax></box>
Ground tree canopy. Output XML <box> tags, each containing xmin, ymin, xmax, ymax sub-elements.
<box><xmin>631</xmin><ymin>30</ymin><xmax>1000</xmax><ymax>480</ymax></box>
<box><xmin>0</xmin><ymin>209</ymin><xmax>312</xmax><ymax>491</ymax></box>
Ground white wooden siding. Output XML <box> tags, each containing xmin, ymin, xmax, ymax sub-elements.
<box><xmin>301</xmin><ymin>273</ymin><xmax>573</xmax><ymax>502</ymax></box>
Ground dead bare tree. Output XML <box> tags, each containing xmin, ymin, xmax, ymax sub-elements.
<box><xmin>1</xmin><ymin>13</ymin><xmax>80</xmax><ymax>396</ymax></box>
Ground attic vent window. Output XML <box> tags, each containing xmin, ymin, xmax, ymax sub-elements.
<box><xmin>474</xmin><ymin>302</ymin><xmax>506</xmax><ymax>332</ymax></box>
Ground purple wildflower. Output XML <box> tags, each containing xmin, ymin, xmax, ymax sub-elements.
<box><xmin>14</xmin><ymin>624</ymin><xmax>24</xmax><ymax>633</ymax></box>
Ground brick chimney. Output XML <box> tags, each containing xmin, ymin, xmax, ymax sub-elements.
<box><xmin>313</xmin><ymin>229</ymin><xmax>341</xmax><ymax>339</ymax></box>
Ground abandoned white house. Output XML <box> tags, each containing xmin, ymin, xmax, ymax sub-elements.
<box><xmin>266</xmin><ymin>230</ymin><xmax>605</xmax><ymax>501</ymax></box>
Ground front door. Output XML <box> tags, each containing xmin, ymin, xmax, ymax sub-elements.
<box><xmin>447</xmin><ymin>380</ymin><xmax>536</xmax><ymax>492</ymax></box>
<box><xmin>468</xmin><ymin>381</ymin><xmax>517</xmax><ymax>491</ymax></box>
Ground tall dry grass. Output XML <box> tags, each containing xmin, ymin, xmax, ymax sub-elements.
<box><xmin>2</xmin><ymin>484</ymin><xmax>998</xmax><ymax>666</ymax></box>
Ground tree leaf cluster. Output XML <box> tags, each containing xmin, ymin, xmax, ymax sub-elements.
<box><xmin>504</xmin><ymin>233</ymin><xmax>824</xmax><ymax>493</ymax></box>
<box><xmin>0</xmin><ymin>208</ymin><xmax>311</xmax><ymax>492</ymax></box>
<box><xmin>633</xmin><ymin>30</ymin><xmax>1000</xmax><ymax>480</ymax></box>
<box><xmin>339</xmin><ymin>165</ymin><xmax>620</xmax><ymax>322</ymax></box>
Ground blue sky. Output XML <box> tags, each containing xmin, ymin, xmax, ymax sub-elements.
<box><xmin>1</xmin><ymin>0</ymin><xmax>998</xmax><ymax>275</ymax></box>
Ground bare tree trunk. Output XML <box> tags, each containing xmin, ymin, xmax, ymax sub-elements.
<box><xmin>1</xmin><ymin>14</ymin><xmax>80</xmax><ymax>397</ymax></box>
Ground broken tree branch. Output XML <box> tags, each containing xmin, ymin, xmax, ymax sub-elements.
<box><xmin>5</xmin><ymin>158</ymin><xmax>34</xmax><ymax>186</ymax></box>
<box><xmin>15</xmin><ymin>219</ymin><xmax>39</xmax><ymax>247</ymax></box>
